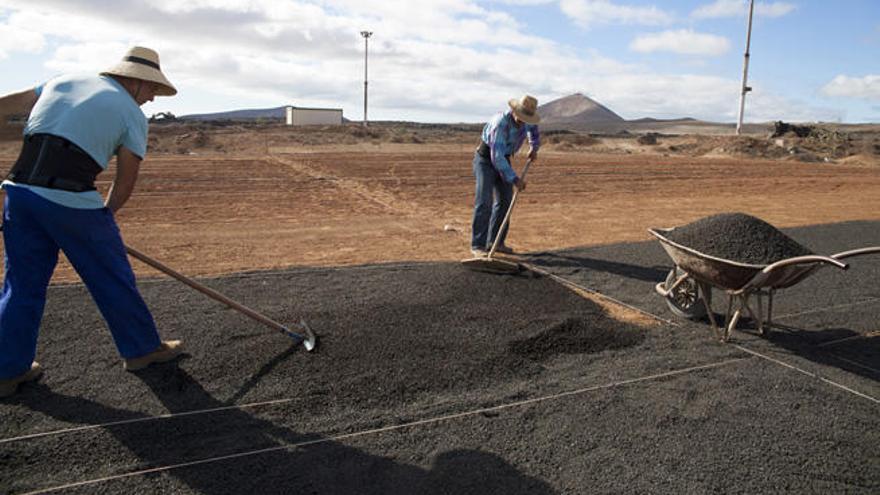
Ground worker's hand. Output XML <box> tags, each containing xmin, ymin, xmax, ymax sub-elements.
<box><xmin>528</xmin><ymin>148</ymin><xmax>538</xmax><ymax>161</ymax></box>
<box><xmin>514</xmin><ymin>177</ymin><xmax>527</xmax><ymax>191</ymax></box>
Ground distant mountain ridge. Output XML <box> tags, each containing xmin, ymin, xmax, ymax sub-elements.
<box><xmin>628</xmin><ymin>117</ymin><xmax>698</xmax><ymax>124</ymax></box>
<box><xmin>181</xmin><ymin>107</ymin><xmax>287</xmax><ymax>121</ymax></box>
<box><xmin>180</xmin><ymin>94</ymin><xmax>629</xmax><ymax>124</ymax></box>
<box><xmin>177</xmin><ymin>93</ymin><xmax>702</xmax><ymax>130</ymax></box>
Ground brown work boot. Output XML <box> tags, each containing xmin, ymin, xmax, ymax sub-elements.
<box><xmin>124</xmin><ymin>340</ymin><xmax>183</xmax><ymax>371</ymax></box>
<box><xmin>494</xmin><ymin>244</ymin><xmax>515</xmax><ymax>255</ymax></box>
<box><xmin>0</xmin><ymin>362</ymin><xmax>43</xmax><ymax>398</ymax></box>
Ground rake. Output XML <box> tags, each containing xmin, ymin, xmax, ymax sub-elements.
<box><xmin>126</xmin><ymin>246</ymin><xmax>317</xmax><ymax>351</ymax></box>
<box><xmin>461</xmin><ymin>158</ymin><xmax>533</xmax><ymax>274</ymax></box>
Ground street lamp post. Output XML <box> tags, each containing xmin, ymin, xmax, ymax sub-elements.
<box><xmin>360</xmin><ymin>30</ymin><xmax>373</xmax><ymax>127</ymax></box>
<box><xmin>736</xmin><ymin>0</ymin><xmax>755</xmax><ymax>135</ymax></box>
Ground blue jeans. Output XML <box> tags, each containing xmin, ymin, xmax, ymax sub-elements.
<box><xmin>471</xmin><ymin>152</ymin><xmax>513</xmax><ymax>250</ymax></box>
<box><xmin>0</xmin><ymin>186</ymin><xmax>161</xmax><ymax>379</ymax></box>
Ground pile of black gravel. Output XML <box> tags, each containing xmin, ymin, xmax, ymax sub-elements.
<box><xmin>665</xmin><ymin>212</ymin><xmax>813</xmax><ymax>265</ymax></box>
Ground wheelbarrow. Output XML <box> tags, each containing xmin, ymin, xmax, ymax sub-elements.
<box><xmin>649</xmin><ymin>227</ymin><xmax>880</xmax><ymax>342</ymax></box>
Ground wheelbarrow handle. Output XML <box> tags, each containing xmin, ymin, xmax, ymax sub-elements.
<box><xmin>762</xmin><ymin>254</ymin><xmax>848</xmax><ymax>273</ymax></box>
<box><xmin>831</xmin><ymin>246</ymin><xmax>880</xmax><ymax>260</ymax></box>
<box><xmin>654</xmin><ymin>271</ymin><xmax>691</xmax><ymax>297</ymax></box>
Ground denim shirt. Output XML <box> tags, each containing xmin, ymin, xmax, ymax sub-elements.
<box><xmin>481</xmin><ymin>110</ymin><xmax>540</xmax><ymax>183</ymax></box>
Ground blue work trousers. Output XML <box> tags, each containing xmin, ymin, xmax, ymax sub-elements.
<box><xmin>0</xmin><ymin>186</ymin><xmax>160</xmax><ymax>379</ymax></box>
<box><xmin>471</xmin><ymin>152</ymin><xmax>513</xmax><ymax>250</ymax></box>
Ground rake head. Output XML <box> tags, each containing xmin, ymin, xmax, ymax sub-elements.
<box><xmin>285</xmin><ymin>319</ymin><xmax>318</xmax><ymax>352</ymax></box>
<box><xmin>460</xmin><ymin>255</ymin><xmax>523</xmax><ymax>274</ymax></box>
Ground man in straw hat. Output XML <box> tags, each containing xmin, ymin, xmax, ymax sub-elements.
<box><xmin>470</xmin><ymin>95</ymin><xmax>541</xmax><ymax>257</ymax></box>
<box><xmin>0</xmin><ymin>46</ymin><xmax>182</xmax><ymax>398</ymax></box>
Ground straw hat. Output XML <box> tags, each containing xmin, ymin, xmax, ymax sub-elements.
<box><xmin>508</xmin><ymin>95</ymin><xmax>540</xmax><ymax>124</ymax></box>
<box><xmin>101</xmin><ymin>46</ymin><xmax>177</xmax><ymax>96</ymax></box>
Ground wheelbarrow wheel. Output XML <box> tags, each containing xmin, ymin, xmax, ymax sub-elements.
<box><xmin>664</xmin><ymin>268</ymin><xmax>710</xmax><ymax>320</ymax></box>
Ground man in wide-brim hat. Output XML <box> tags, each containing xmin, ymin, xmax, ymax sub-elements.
<box><xmin>0</xmin><ymin>46</ymin><xmax>183</xmax><ymax>398</ymax></box>
<box><xmin>469</xmin><ymin>95</ymin><xmax>541</xmax><ymax>257</ymax></box>
<box><xmin>101</xmin><ymin>46</ymin><xmax>178</xmax><ymax>99</ymax></box>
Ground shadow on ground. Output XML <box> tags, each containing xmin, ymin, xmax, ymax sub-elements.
<box><xmin>526</xmin><ymin>251</ymin><xmax>668</xmax><ymax>283</ymax></box>
<box><xmin>759</xmin><ymin>325</ymin><xmax>880</xmax><ymax>382</ymax></box>
<box><xmin>12</xmin><ymin>365</ymin><xmax>554</xmax><ymax>495</ymax></box>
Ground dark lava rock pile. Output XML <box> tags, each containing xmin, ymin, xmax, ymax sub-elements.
<box><xmin>665</xmin><ymin>212</ymin><xmax>813</xmax><ymax>265</ymax></box>
<box><xmin>511</xmin><ymin>317</ymin><xmax>644</xmax><ymax>361</ymax></box>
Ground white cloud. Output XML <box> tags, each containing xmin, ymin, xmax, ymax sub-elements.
<box><xmin>559</xmin><ymin>0</ymin><xmax>673</xmax><ymax>29</ymax></box>
<box><xmin>691</xmin><ymin>0</ymin><xmax>795</xmax><ymax>19</ymax></box>
<box><xmin>745</xmin><ymin>86</ymin><xmax>843</xmax><ymax>123</ymax></box>
<box><xmin>582</xmin><ymin>73</ymin><xmax>738</xmax><ymax>120</ymax></box>
<box><xmin>486</xmin><ymin>0</ymin><xmax>555</xmax><ymax>4</ymax></box>
<box><xmin>537</xmin><ymin>69</ymin><xmax>838</xmax><ymax>124</ymax></box>
<box><xmin>630</xmin><ymin>30</ymin><xmax>730</xmax><ymax>56</ymax></box>
<box><xmin>691</xmin><ymin>0</ymin><xmax>741</xmax><ymax>18</ymax></box>
<box><xmin>45</xmin><ymin>42</ymin><xmax>155</xmax><ymax>75</ymax></box>
<box><xmin>821</xmin><ymin>75</ymin><xmax>880</xmax><ymax>101</ymax></box>
<box><xmin>0</xmin><ymin>12</ymin><xmax>46</xmax><ymax>59</ymax></box>
<box><xmin>595</xmin><ymin>74</ymin><xmax>840</xmax><ymax>123</ymax></box>
<box><xmin>0</xmin><ymin>0</ymin><xmax>561</xmax><ymax>120</ymax></box>
<box><xmin>756</xmin><ymin>2</ymin><xmax>796</xmax><ymax>18</ymax></box>
<box><xmin>0</xmin><ymin>0</ymin><xmax>837</xmax><ymax>122</ymax></box>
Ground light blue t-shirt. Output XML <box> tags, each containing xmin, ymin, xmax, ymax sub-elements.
<box><xmin>3</xmin><ymin>74</ymin><xmax>148</xmax><ymax>209</ymax></box>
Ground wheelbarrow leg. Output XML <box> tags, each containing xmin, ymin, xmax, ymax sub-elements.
<box><xmin>721</xmin><ymin>293</ymin><xmax>736</xmax><ymax>342</ymax></box>
<box><xmin>698</xmin><ymin>282</ymin><xmax>722</xmax><ymax>339</ymax></box>
<box><xmin>753</xmin><ymin>292</ymin><xmax>766</xmax><ymax>336</ymax></box>
<box><xmin>725</xmin><ymin>295</ymin><xmax>745</xmax><ymax>343</ymax></box>
<box><xmin>723</xmin><ymin>293</ymin><xmax>758</xmax><ymax>342</ymax></box>
<box><xmin>742</xmin><ymin>292</ymin><xmax>764</xmax><ymax>336</ymax></box>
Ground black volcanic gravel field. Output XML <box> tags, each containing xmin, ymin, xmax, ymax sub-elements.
<box><xmin>665</xmin><ymin>212</ymin><xmax>813</xmax><ymax>264</ymax></box>
<box><xmin>1</xmin><ymin>243</ymin><xmax>878</xmax><ymax>494</ymax></box>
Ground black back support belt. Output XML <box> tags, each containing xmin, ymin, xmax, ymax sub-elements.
<box><xmin>6</xmin><ymin>134</ymin><xmax>103</xmax><ymax>192</ymax></box>
<box><xmin>476</xmin><ymin>141</ymin><xmax>510</xmax><ymax>163</ymax></box>
<box><xmin>477</xmin><ymin>141</ymin><xmax>491</xmax><ymax>159</ymax></box>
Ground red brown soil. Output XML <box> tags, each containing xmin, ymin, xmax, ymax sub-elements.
<box><xmin>0</xmin><ymin>123</ymin><xmax>878</xmax><ymax>285</ymax></box>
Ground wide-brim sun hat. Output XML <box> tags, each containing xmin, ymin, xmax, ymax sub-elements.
<box><xmin>101</xmin><ymin>46</ymin><xmax>177</xmax><ymax>96</ymax></box>
<box><xmin>508</xmin><ymin>94</ymin><xmax>540</xmax><ymax>124</ymax></box>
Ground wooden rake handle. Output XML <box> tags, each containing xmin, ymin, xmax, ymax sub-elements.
<box><xmin>488</xmin><ymin>158</ymin><xmax>533</xmax><ymax>258</ymax></box>
<box><xmin>125</xmin><ymin>245</ymin><xmax>305</xmax><ymax>338</ymax></box>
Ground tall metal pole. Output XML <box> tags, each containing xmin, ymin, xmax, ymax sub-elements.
<box><xmin>736</xmin><ymin>0</ymin><xmax>755</xmax><ymax>135</ymax></box>
<box><xmin>360</xmin><ymin>30</ymin><xmax>372</xmax><ymax>127</ymax></box>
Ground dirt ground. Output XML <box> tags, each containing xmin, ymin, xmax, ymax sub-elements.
<box><xmin>1</xmin><ymin>122</ymin><xmax>878</xmax><ymax>494</ymax></box>
<box><xmin>0</xmin><ymin>121</ymin><xmax>878</xmax><ymax>285</ymax></box>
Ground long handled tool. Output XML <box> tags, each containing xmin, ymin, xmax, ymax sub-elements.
<box><xmin>126</xmin><ymin>246</ymin><xmax>317</xmax><ymax>351</ymax></box>
<box><xmin>461</xmin><ymin>158</ymin><xmax>533</xmax><ymax>274</ymax></box>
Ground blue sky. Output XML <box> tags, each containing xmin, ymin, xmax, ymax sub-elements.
<box><xmin>1</xmin><ymin>0</ymin><xmax>878</xmax><ymax>123</ymax></box>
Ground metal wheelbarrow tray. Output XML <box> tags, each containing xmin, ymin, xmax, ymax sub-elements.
<box><xmin>649</xmin><ymin>227</ymin><xmax>880</xmax><ymax>342</ymax></box>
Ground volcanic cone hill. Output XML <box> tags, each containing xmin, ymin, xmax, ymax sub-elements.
<box><xmin>538</xmin><ymin>93</ymin><xmax>625</xmax><ymax>125</ymax></box>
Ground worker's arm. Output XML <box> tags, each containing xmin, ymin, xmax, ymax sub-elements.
<box><xmin>105</xmin><ymin>147</ymin><xmax>142</xmax><ymax>213</ymax></box>
<box><xmin>0</xmin><ymin>88</ymin><xmax>38</xmax><ymax>121</ymax></box>
<box><xmin>526</xmin><ymin>124</ymin><xmax>540</xmax><ymax>161</ymax></box>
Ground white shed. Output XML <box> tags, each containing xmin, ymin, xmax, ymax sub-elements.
<box><xmin>285</xmin><ymin>106</ymin><xmax>343</xmax><ymax>126</ymax></box>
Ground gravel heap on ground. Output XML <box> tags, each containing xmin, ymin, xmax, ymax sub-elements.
<box><xmin>665</xmin><ymin>212</ymin><xmax>813</xmax><ymax>264</ymax></box>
